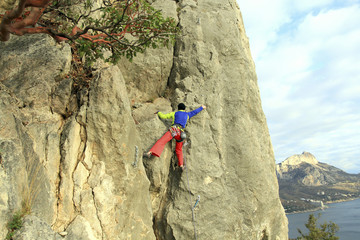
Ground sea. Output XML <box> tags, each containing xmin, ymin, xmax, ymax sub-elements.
<box><xmin>287</xmin><ymin>198</ymin><xmax>360</xmax><ymax>240</ymax></box>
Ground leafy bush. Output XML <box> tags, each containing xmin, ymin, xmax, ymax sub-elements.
<box><xmin>296</xmin><ymin>213</ymin><xmax>339</xmax><ymax>240</ymax></box>
<box><xmin>6</xmin><ymin>211</ymin><xmax>24</xmax><ymax>240</ymax></box>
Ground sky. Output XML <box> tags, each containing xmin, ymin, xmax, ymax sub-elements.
<box><xmin>236</xmin><ymin>0</ymin><xmax>360</xmax><ymax>173</ymax></box>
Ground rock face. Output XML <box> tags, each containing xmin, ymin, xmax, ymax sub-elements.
<box><xmin>0</xmin><ymin>0</ymin><xmax>287</xmax><ymax>239</ymax></box>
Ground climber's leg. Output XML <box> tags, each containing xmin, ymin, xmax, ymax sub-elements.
<box><xmin>175</xmin><ymin>140</ymin><xmax>184</xmax><ymax>167</ymax></box>
<box><xmin>149</xmin><ymin>131</ymin><xmax>173</xmax><ymax>157</ymax></box>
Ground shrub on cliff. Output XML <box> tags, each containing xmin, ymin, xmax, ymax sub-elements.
<box><xmin>0</xmin><ymin>0</ymin><xmax>178</xmax><ymax>65</ymax></box>
<box><xmin>296</xmin><ymin>213</ymin><xmax>339</xmax><ymax>240</ymax></box>
<box><xmin>6</xmin><ymin>211</ymin><xmax>24</xmax><ymax>240</ymax></box>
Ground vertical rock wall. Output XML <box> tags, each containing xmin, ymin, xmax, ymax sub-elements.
<box><xmin>150</xmin><ymin>0</ymin><xmax>288</xmax><ymax>239</ymax></box>
<box><xmin>0</xmin><ymin>34</ymin><xmax>73</xmax><ymax>239</ymax></box>
<box><xmin>0</xmin><ymin>0</ymin><xmax>288</xmax><ymax>239</ymax></box>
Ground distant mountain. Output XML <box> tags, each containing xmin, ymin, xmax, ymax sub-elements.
<box><xmin>276</xmin><ymin>152</ymin><xmax>360</xmax><ymax>213</ymax></box>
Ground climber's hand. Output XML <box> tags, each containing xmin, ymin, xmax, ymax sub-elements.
<box><xmin>202</xmin><ymin>105</ymin><xmax>206</xmax><ymax>109</ymax></box>
<box><xmin>154</xmin><ymin>111</ymin><xmax>159</xmax><ymax>114</ymax></box>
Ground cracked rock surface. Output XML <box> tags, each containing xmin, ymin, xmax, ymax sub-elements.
<box><xmin>0</xmin><ymin>0</ymin><xmax>287</xmax><ymax>239</ymax></box>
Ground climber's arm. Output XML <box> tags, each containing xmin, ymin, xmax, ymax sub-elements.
<box><xmin>157</xmin><ymin>111</ymin><xmax>175</xmax><ymax>121</ymax></box>
<box><xmin>187</xmin><ymin>106</ymin><xmax>204</xmax><ymax>119</ymax></box>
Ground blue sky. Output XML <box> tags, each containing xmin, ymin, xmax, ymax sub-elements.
<box><xmin>236</xmin><ymin>0</ymin><xmax>360</xmax><ymax>173</ymax></box>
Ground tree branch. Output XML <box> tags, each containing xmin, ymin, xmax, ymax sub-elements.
<box><xmin>0</xmin><ymin>0</ymin><xmax>51</xmax><ymax>41</ymax></box>
<box><xmin>1</xmin><ymin>0</ymin><xmax>178</xmax><ymax>64</ymax></box>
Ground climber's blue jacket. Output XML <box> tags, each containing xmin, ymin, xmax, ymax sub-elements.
<box><xmin>157</xmin><ymin>106</ymin><xmax>204</xmax><ymax>129</ymax></box>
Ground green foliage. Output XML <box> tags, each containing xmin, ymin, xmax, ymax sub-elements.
<box><xmin>6</xmin><ymin>211</ymin><xmax>24</xmax><ymax>240</ymax></box>
<box><xmin>297</xmin><ymin>213</ymin><xmax>339</xmax><ymax>240</ymax></box>
<box><xmin>45</xmin><ymin>0</ymin><xmax>179</xmax><ymax>65</ymax></box>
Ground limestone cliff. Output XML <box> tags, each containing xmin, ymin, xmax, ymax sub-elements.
<box><xmin>276</xmin><ymin>151</ymin><xmax>355</xmax><ymax>186</ymax></box>
<box><xmin>0</xmin><ymin>0</ymin><xmax>287</xmax><ymax>239</ymax></box>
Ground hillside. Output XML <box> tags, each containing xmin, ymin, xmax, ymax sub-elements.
<box><xmin>277</xmin><ymin>152</ymin><xmax>360</xmax><ymax>213</ymax></box>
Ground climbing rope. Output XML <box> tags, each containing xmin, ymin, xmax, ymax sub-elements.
<box><xmin>183</xmin><ymin>140</ymin><xmax>199</xmax><ymax>240</ymax></box>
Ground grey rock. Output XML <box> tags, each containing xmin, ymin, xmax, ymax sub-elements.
<box><xmin>0</xmin><ymin>34</ymin><xmax>72</xmax><ymax>110</ymax></box>
<box><xmin>151</xmin><ymin>0</ymin><xmax>287</xmax><ymax>239</ymax></box>
<box><xmin>13</xmin><ymin>215</ymin><xmax>62</xmax><ymax>240</ymax></box>
<box><xmin>50</xmin><ymin>77</ymin><xmax>77</xmax><ymax>116</ymax></box>
<box><xmin>85</xmin><ymin>66</ymin><xmax>155</xmax><ymax>239</ymax></box>
<box><xmin>117</xmin><ymin>0</ymin><xmax>178</xmax><ymax>103</ymax></box>
<box><xmin>64</xmin><ymin>215</ymin><xmax>98</xmax><ymax>240</ymax></box>
<box><xmin>0</xmin><ymin>0</ymin><xmax>288</xmax><ymax>239</ymax></box>
<box><xmin>0</xmin><ymin>34</ymin><xmax>72</xmax><ymax>238</ymax></box>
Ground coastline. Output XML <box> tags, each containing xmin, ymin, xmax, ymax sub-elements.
<box><xmin>287</xmin><ymin>198</ymin><xmax>360</xmax><ymax>240</ymax></box>
<box><xmin>286</xmin><ymin>206</ymin><xmax>326</xmax><ymax>215</ymax></box>
<box><xmin>325</xmin><ymin>197</ymin><xmax>360</xmax><ymax>204</ymax></box>
<box><xmin>286</xmin><ymin>197</ymin><xmax>360</xmax><ymax>215</ymax></box>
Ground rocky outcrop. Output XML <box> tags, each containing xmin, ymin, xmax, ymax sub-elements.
<box><xmin>0</xmin><ymin>0</ymin><xmax>287</xmax><ymax>239</ymax></box>
<box><xmin>276</xmin><ymin>152</ymin><xmax>320</xmax><ymax>185</ymax></box>
<box><xmin>277</xmin><ymin>152</ymin><xmax>360</xmax><ymax>213</ymax></box>
<box><xmin>278</xmin><ymin>152</ymin><xmax>318</xmax><ymax>167</ymax></box>
<box><xmin>276</xmin><ymin>152</ymin><xmax>354</xmax><ymax>186</ymax></box>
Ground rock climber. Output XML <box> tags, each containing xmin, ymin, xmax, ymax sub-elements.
<box><xmin>143</xmin><ymin>103</ymin><xmax>206</xmax><ymax>170</ymax></box>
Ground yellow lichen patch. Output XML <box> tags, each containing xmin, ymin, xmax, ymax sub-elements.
<box><xmin>203</xmin><ymin>176</ymin><xmax>213</xmax><ymax>185</ymax></box>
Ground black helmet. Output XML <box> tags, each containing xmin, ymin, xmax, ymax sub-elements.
<box><xmin>178</xmin><ymin>103</ymin><xmax>186</xmax><ymax>110</ymax></box>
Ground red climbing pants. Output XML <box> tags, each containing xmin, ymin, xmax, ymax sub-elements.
<box><xmin>150</xmin><ymin>130</ymin><xmax>184</xmax><ymax>167</ymax></box>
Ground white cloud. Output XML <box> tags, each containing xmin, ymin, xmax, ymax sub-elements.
<box><xmin>292</xmin><ymin>0</ymin><xmax>335</xmax><ymax>12</ymax></box>
<box><xmin>237</xmin><ymin>0</ymin><xmax>360</xmax><ymax>173</ymax></box>
<box><xmin>238</xmin><ymin>0</ymin><xmax>291</xmax><ymax>59</ymax></box>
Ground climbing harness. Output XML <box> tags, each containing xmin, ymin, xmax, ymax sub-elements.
<box><xmin>183</xmin><ymin>141</ymin><xmax>200</xmax><ymax>240</ymax></box>
<box><xmin>169</xmin><ymin>124</ymin><xmax>187</xmax><ymax>142</ymax></box>
<box><xmin>169</xmin><ymin>125</ymin><xmax>180</xmax><ymax>137</ymax></box>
